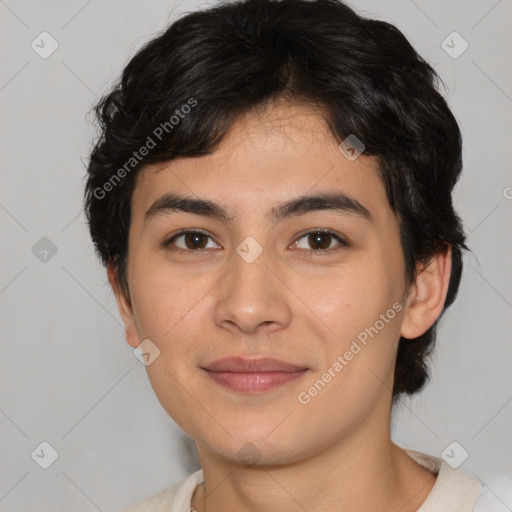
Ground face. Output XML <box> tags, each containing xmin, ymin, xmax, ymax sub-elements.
<box><xmin>113</xmin><ymin>101</ymin><xmax>416</xmax><ymax>465</ymax></box>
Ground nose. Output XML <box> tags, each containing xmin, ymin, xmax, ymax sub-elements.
<box><xmin>213</xmin><ymin>247</ymin><xmax>292</xmax><ymax>335</ymax></box>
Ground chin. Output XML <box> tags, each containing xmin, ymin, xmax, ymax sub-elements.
<box><xmin>195</xmin><ymin>420</ymin><xmax>313</xmax><ymax>465</ymax></box>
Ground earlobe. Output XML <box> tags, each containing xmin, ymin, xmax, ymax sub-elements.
<box><xmin>400</xmin><ymin>246</ymin><xmax>452</xmax><ymax>340</ymax></box>
<box><xmin>107</xmin><ymin>261</ymin><xmax>140</xmax><ymax>349</ymax></box>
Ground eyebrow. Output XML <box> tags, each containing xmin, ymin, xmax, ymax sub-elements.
<box><xmin>144</xmin><ymin>191</ymin><xmax>373</xmax><ymax>225</ymax></box>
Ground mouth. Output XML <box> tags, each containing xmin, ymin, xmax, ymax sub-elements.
<box><xmin>200</xmin><ymin>357</ymin><xmax>309</xmax><ymax>393</ymax></box>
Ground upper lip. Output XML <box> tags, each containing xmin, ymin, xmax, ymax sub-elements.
<box><xmin>201</xmin><ymin>357</ymin><xmax>308</xmax><ymax>373</ymax></box>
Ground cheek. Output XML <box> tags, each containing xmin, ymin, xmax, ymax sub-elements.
<box><xmin>302</xmin><ymin>261</ymin><xmax>403</xmax><ymax>385</ymax></box>
<box><xmin>128</xmin><ymin>255</ymin><xmax>202</xmax><ymax>339</ymax></box>
<box><xmin>301</xmin><ymin>258</ymin><xmax>397</xmax><ymax>335</ymax></box>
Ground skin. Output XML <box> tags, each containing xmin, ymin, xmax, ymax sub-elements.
<box><xmin>109</xmin><ymin>100</ymin><xmax>452</xmax><ymax>512</ymax></box>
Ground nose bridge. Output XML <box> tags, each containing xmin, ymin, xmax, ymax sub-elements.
<box><xmin>213</xmin><ymin>238</ymin><xmax>291</xmax><ymax>334</ymax></box>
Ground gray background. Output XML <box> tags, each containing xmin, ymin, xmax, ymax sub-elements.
<box><xmin>1</xmin><ymin>0</ymin><xmax>511</xmax><ymax>510</ymax></box>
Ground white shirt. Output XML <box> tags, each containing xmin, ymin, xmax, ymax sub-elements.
<box><xmin>121</xmin><ymin>448</ymin><xmax>502</xmax><ymax>511</ymax></box>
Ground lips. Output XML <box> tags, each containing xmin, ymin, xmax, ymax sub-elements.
<box><xmin>201</xmin><ymin>356</ymin><xmax>308</xmax><ymax>373</ymax></box>
<box><xmin>201</xmin><ymin>357</ymin><xmax>309</xmax><ymax>392</ymax></box>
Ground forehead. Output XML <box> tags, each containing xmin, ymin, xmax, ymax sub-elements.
<box><xmin>132</xmin><ymin>101</ymin><xmax>392</xmax><ymax>224</ymax></box>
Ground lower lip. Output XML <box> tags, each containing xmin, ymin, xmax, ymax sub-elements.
<box><xmin>203</xmin><ymin>370</ymin><xmax>308</xmax><ymax>392</ymax></box>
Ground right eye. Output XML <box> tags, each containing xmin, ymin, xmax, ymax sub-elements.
<box><xmin>162</xmin><ymin>229</ymin><xmax>221</xmax><ymax>253</ymax></box>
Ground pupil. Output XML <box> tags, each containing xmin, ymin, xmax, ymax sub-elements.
<box><xmin>186</xmin><ymin>233</ymin><xmax>207</xmax><ymax>249</ymax></box>
<box><xmin>310</xmin><ymin>232</ymin><xmax>330</xmax><ymax>250</ymax></box>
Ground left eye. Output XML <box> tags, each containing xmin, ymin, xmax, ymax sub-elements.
<box><xmin>294</xmin><ymin>230</ymin><xmax>347</xmax><ymax>252</ymax></box>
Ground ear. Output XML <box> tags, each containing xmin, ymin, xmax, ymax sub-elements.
<box><xmin>107</xmin><ymin>261</ymin><xmax>140</xmax><ymax>349</ymax></box>
<box><xmin>400</xmin><ymin>246</ymin><xmax>452</xmax><ymax>339</ymax></box>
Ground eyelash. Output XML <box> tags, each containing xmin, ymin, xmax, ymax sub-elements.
<box><xmin>161</xmin><ymin>228</ymin><xmax>349</xmax><ymax>256</ymax></box>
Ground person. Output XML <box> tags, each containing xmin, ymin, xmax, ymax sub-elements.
<box><xmin>83</xmin><ymin>0</ymin><xmax>496</xmax><ymax>509</ymax></box>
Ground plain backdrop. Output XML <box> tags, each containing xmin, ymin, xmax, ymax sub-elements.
<box><xmin>1</xmin><ymin>0</ymin><xmax>511</xmax><ymax>510</ymax></box>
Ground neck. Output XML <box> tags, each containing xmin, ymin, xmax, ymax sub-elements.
<box><xmin>191</xmin><ymin>415</ymin><xmax>436</xmax><ymax>512</ymax></box>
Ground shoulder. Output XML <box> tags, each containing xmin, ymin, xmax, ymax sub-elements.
<box><xmin>405</xmin><ymin>448</ymin><xmax>512</xmax><ymax>511</ymax></box>
<box><xmin>404</xmin><ymin>448</ymin><xmax>482</xmax><ymax>511</ymax></box>
<box><xmin>120</xmin><ymin>469</ymin><xmax>204</xmax><ymax>512</ymax></box>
